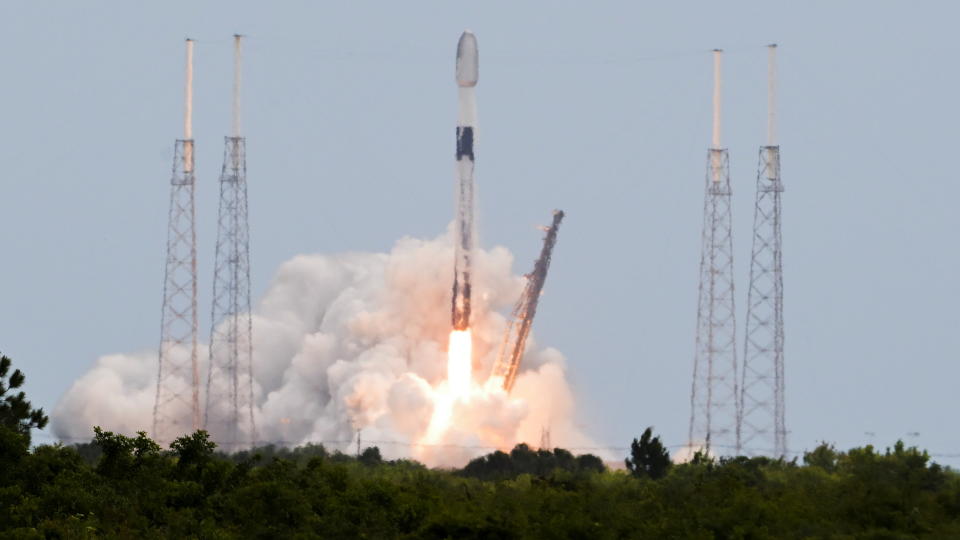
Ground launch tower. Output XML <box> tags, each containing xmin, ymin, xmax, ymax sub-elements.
<box><xmin>688</xmin><ymin>50</ymin><xmax>740</xmax><ymax>455</ymax></box>
<box><xmin>153</xmin><ymin>39</ymin><xmax>200</xmax><ymax>444</ymax></box>
<box><xmin>738</xmin><ymin>44</ymin><xmax>787</xmax><ymax>456</ymax></box>
<box><xmin>205</xmin><ymin>35</ymin><xmax>256</xmax><ymax>448</ymax></box>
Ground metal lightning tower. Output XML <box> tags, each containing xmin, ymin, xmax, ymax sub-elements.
<box><xmin>688</xmin><ymin>50</ymin><xmax>739</xmax><ymax>455</ymax></box>
<box><xmin>153</xmin><ymin>39</ymin><xmax>200</xmax><ymax>445</ymax></box>
<box><xmin>738</xmin><ymin>44</ymin><xmax>787</xmax><ymax>457</ymax></box>
<box><xmin>205</xmin><ymin>35</ymin><xmax>255</xmax><ymax>448</ymax></box>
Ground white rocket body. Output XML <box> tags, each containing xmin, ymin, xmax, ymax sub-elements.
<box><xmin>452</xmin><ymin>31</ymin><xmax>478</xmax><ymax>331</ymax></box>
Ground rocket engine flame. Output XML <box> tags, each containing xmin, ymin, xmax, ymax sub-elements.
<box><xmin>447</xmin><ymin>329</ymin><xmax>473</xmax><ymax>400</ymax></box>
<box><xmin>424</xmin><ymin>329</ymin><xmax>473</xmax><ymax>443</ymax></box>
<box><xmin>424</xmin><ymin>391</ymin><xmax>453</xmax><ymax>445</ymax></box>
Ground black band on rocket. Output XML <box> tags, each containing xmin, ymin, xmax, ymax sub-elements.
<box><xmin>456</xmin><ymin>127</ymin><xmax>474</xmax><ymax>161</ymax></box>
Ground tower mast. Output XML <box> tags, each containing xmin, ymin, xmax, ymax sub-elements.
<box><xmin>153</xmin><ymin>39</ymin><xmax>200</xmax><ymax>444</ymax></box>
<box><xmin>739</xmin><ymin>44</ymin><xmax>787</xmax><ymax>457</ymax></box>
<box><xmin>206</xmin><ymin>35</ymin><xmax>256</xmax><ymax>449</ymax></box>
<box><xmin>688</xmin><ymin>49</ymin><xmax>739</xmax><ymax>455</ymax></box>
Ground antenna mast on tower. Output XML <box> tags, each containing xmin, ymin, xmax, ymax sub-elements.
<box><xmin>688</xmin><ymin>50</ymin><xmax>739</xmax><ymax>455</ymax></box>
<box><xmin>206</xmin><ymin>34</ymin><xmax>256</xmax><ymax>449</ymax></box>
<box><xmin>739</xmin><ymin>44</ymin><xmax>787</xmax><ymax>457</ymax></box>
<box><xmin>153</xmin><ymin>39</ymin><xmax>200</xmax><ymax>445</ymax></box>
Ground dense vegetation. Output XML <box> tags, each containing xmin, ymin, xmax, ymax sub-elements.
<box><xmin>3</xmin><ymin>354</ymin><xmax>960</xmax><ymax>538</ymax></box>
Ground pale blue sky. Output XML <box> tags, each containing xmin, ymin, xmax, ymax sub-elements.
<box><xmin>1</xmin><ymin>1</ymin><xmax>959</xmax><ymax>462</ymax></box>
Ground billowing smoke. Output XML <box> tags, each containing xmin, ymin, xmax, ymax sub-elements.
<box><xmin>52</xmin><ymin>228</ymin><xmax>595</xmax><ymax>466</ymax></box>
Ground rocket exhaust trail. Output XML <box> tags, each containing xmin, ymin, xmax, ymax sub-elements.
<box><xmin>452</xmin><ymin>31</ymin><xmax>478</xmax><ymax>331</ymax></box>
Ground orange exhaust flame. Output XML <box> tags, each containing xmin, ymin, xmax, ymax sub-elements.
<box><xmin>447</xmin><ymin>329</ymin><xmax>472</xmax><ymax>401</ymax></box>
<box><xmin>424</xmin><ymin>329</ymin><xmax>473</xmax><ymax>443</ymax></box>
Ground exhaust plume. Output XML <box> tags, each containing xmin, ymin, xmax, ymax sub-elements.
<box><xmin>53</xmin><ymin>229</ymin><xmax>596</xmax><ymax>466</ymax></box>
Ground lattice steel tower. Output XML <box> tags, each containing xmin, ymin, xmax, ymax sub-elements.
<box><xmin>205</xmin><ymin>35</ymin><xmax>255</xmax><ymax>448</ymax></box>
<box><xmin>153</xmin><ymin>39</ymin><xmax>200</xmax><ymax>444</ymax></box>
<box><xmin>689</xmin><ymin>50</ymin><xmax>739</xmax><ymax>455</ymax></box>
<box><xmin>738</xmin><ymin>44</ymin><xmax>786</xmax><ymax>457</ymax></box>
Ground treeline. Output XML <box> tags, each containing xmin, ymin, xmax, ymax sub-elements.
<box><xmin>4</xmin><ymin>355</ymin><xmax>960</xmax><ymax>537</ymax></box>
<box><xmin>5</xmin><ymin>430</ymin><xmax>960</xmax><ymax>538</ymax></box>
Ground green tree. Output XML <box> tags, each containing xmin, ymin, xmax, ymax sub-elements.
<box><xmin>576</xmin><ymin>453</ymin><xmax>606</xmax><ymax>474</ymax></box>
<box><xmin>0</xmin><ymin>353</ymin><xmax>49</xmax><ymax>467</ymax></box>
<box><xmin>626</xmin><ymin>427</ymin><xmax>671</xmax><ymax>479</ymax></box>
<box><xmin>93</xmin><ymin>427</ymin><xmax>161</xmax><ymax>478</ymax></box>
<box><xmin>0</xmin><ymin>353</ymin><xmax>48</xmax><ymax>441</ymax></box>
<box><xmin>170</xmin><ymin>429</ymin><xmax>218</xmax><ymax>486</ymax></box>
<box><xmin>804</xmin><ymin>441</ymin><xmax>839</xmax><ymax>472</ymax></box>
<box><xmin>359</xmin><ymin>445</ymin><xmax>382</xmax><ymax>466</ymax></box>
<box><xmin>171</xmin><ymin>430</ymin><xmax>216</xmax><ymax>468</ymax></box>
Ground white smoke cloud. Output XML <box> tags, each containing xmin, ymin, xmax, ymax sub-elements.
<box><xmin>52</xmin><ymin>229</ymin><xmax>596</xmax><ymax>466</ymax></box>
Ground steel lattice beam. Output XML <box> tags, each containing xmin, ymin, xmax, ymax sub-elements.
<box><xmin>689</xmin><ymin>147</ymin><xmax>740</xmax><ymax>455</ymax></box>
<box><xmin>738</xmin><ymin>145</ymin><xmax>786</xmax><ymax>456</ymax></box>
<box><xmin>153</xmin><ymin>138</ymin><xmax>200</xmax><ymax>445</ymax></box>
<box><xmin>204</xmin><ymin>35</ymin><xmax>255</xmax><ymax>450</ymax></box>
<box><xmin>205</xmin><ymin>135</ymin><xmax>255</xmax><ymax>449</ymax></box>
<box><xmin>153</xmin><ymin>40</ymin><xmax>200</xmax><ymax>446</ymax></box>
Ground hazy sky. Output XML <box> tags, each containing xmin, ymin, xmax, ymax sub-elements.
<box><xmin>2</xmin><ymin>1</ymin><xmax>959</xmax><ymax>463</ymax></box>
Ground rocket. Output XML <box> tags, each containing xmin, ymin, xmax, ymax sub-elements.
<box><xmin>452</xmin><ymin>31</ymin><xmax>478</xmax><ymax>331</ymax></box>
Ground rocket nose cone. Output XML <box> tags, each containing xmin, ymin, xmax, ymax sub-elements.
<box><xmin>456</xmin><ymin>31</ymin><xmax>478</xmax><ymax>87</ymax></box>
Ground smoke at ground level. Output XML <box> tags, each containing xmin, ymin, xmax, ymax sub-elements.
<box><xmin>52</xmin><ymin>229</ymin><xmax>599</xmax><ymax>466</ymax></box>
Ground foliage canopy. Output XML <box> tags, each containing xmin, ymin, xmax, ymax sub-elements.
<box><xmin>3</xmin><ymin>358</ymin><xmax>960</xmax><ymax>537</ymax></box>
